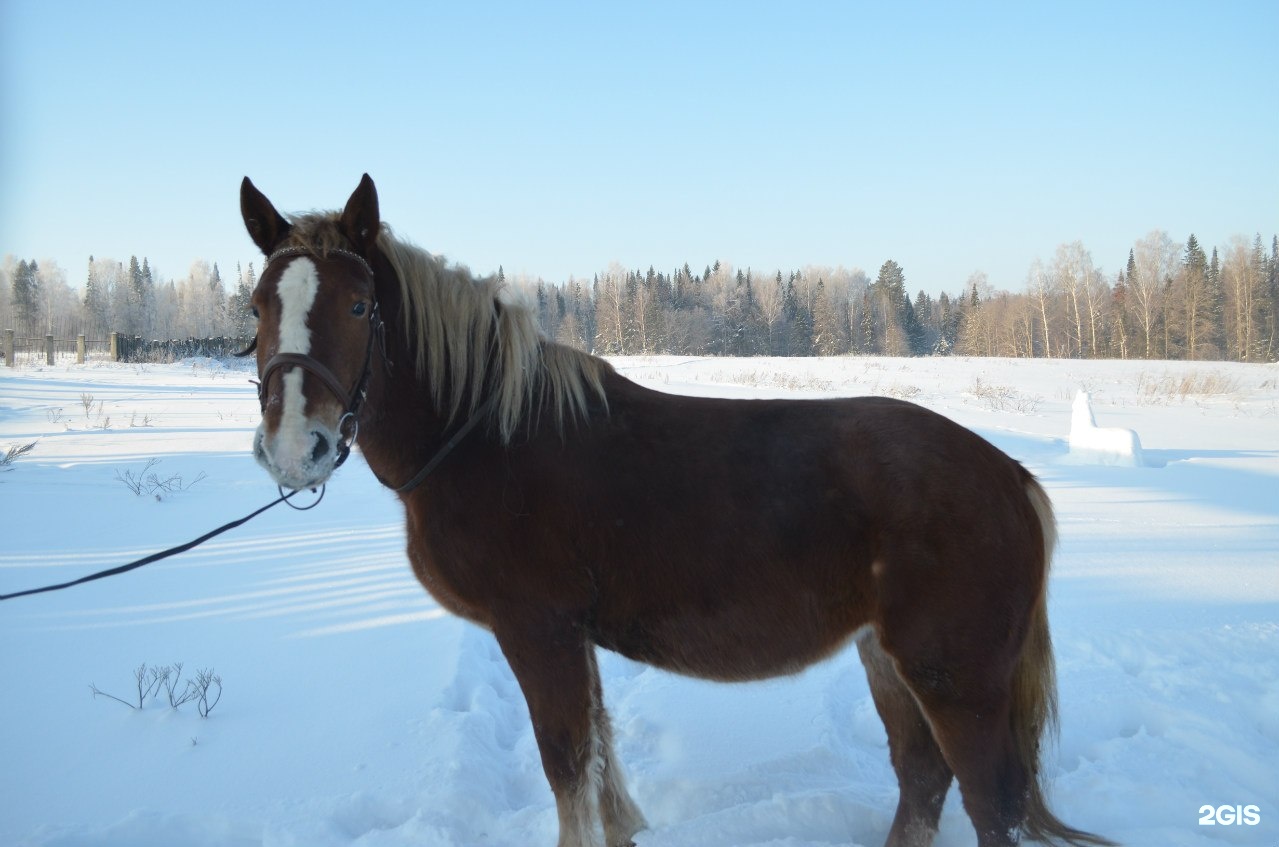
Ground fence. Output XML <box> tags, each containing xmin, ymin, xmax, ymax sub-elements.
<box><xmin>2</xmin><ymin>329</ymin><xmax>253</xmax><ymax>367</ymax></box>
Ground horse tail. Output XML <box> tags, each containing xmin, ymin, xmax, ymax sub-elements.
<box><xmin>1015</xmin><ymin>477</ymin><xmax>1117</xmax><ymax>847</ymax></box>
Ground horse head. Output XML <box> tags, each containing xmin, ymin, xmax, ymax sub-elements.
<box><xmin>239</xmin><ymin>174</ymin><xmax>385</xmax><ymax>491</ymax></box>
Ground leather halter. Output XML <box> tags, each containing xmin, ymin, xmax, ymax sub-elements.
<box><xmin>241</xmin><ymin>244</ymin><xmax>486</xmax><ymax>494</ymax></box>
<box><xmin>252</xmin><ymin>247</ymin><xmax>385</xmax><ymax>470</ymax></box>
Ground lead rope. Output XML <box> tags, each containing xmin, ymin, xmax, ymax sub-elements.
<box><xmin>387</xmin><ymin>396</ymin><xmax>495</xmax><ymax>494</ymax></box>
<box><xmin>1</xmin><ymin>398</ymin><xmax>493</xmax><ymax>601</ymax></box>
<box><xmin>0</xmin><ymin>487</ymin><xmax>320</xmax><ymax>602</ymax></box>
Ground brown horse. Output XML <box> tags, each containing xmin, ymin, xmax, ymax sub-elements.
<box><xmin>239</xmin><ymin>174</ymin><xmax>1111</xmax><ymax>847</ymax></box>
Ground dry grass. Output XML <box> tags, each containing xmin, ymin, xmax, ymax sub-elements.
<box><xmin>967</xmin><ymin>377</ymin><xmax>1042</xmax><ymax>414</ymax></box>
<box><xmin>708</xmin><ymin>369</ymin><xmax>837</xmax><ymax>392</ymax></box>
<box><xmin>1</xmin><ymin>441</ymin><xmax>37</xmax><ymax>470</ymax></box>
<box><xmin>1135</xmin><ymin>370</ymin><xmax>1241</xmax><ymax>402</ymax></box>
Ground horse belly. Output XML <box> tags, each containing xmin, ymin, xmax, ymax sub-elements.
<box><xmin>594</xmin><ymin>559</ymin><xmax>872</xmax><ymax>682</ymax></box>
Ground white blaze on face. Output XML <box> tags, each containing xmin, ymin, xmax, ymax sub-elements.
<box><xmin>271</xmin><ymin>257</ymin><xmax>320</xmax><ymax>461</ymax></box>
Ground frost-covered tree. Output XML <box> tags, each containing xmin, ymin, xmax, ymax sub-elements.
<box><xmin>11</xmin><ymin>259</ymin><xmax>41</xmax><ymax>335</ymax></box>
<box><xmin>230</xmin><ymin>263</ymin><xmax>256</xmax><ymax>338</ymax></box>
<box><xmin>811</xmin><ymin>278</ymin><xmax>843</xmax><ymax>355</ymax></box>
<box><xmin>208</xmin><ymin>263</ymin><xmax>227</xmax><ymax>335</ymax></box>
<box><xmin>83</xmin><ymin>256</ymin><xmax>110</xmax><ymax>336</ymax></box>
<box><xmin>1129</xmin><ymin>232</ymin><xmax>1177</xmax><ymax>359</ymax></box>
<box><xmin>871</xmin><ymin>261</ymin><xmax>915</xmax><ymax>355</ymax></box>
<box><xmin>37</xmin><ymin>261</ymin><xmax>77</xmax><ymax>335</ymax></box>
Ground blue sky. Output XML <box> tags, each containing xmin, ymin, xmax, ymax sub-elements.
<box><xmin>2</xmin><ymin>0</ymin><xmax>1276</xmax><ymax>296</ymax></box>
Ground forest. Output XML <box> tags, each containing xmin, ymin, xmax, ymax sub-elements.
<box><xmin>4</xmin><ymin>229</ymin><xmax>1277</xmax><ymax>362</ymax></box>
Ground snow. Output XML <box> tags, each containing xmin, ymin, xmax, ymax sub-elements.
<box><xmin>2</xmin><ymin>355</ymin><xmax>1277</xmax><ymax>847</ymax></box>
<box><xmin>1067</xmin><ymin>391</ymin><xmax>1145</xmax><ymax>467</ymax></box>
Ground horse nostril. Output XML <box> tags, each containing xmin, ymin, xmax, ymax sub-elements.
<box><xmin>310</xmin><ymin>431</ymin><xmax>330</xmax><ymax>463</ymax></box>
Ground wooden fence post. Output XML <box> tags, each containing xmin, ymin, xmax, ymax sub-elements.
<box><xmin>77</xmin><ymin>334</ymin><xmax>86</xmax><ymax>364</ymax></box>
<box><xmin>46</xmin><ymin>334</ymin><xmax>55</xmax><ymax>365</ymax></box>
<box><xmin>3</xmin><ymin>329</ymin><xmax>13</xmax><ymax>367</ymax></box>
<box><xmin>110</xmin><ymin>332</ymin><xmax>119</xmax><ymax>361</ymax></box>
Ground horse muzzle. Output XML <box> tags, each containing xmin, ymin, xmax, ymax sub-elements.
<box><xmin>254</xmin><ymin>417</ymin><xmax>341</xmax><ymax>491</ymax></box>
<box><xmin>252</xmin><ymin>347</ymin><xmax>369</xmax><ymax>490</ymax></box>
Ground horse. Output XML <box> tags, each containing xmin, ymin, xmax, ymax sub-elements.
<box><xmin>238</xmin><ymin>174</ymin><xmax>1111</xmax><ymax>847</ymax></box>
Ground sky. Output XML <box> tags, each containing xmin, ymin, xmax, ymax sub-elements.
<box><xmin>2</xmin><ymin>0</ymin><xmax>1277</xmax><ymax>297</ymax></box>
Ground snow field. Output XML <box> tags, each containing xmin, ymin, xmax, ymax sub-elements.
<box><xmin>1</xmin><ymin>355</ymin><xmax>1277</xmax><ymax>846</ymax></box>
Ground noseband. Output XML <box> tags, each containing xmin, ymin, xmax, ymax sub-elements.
<box><xmin>244</xmin><ymin>246</ymin><xmax>386</xmax><ymax>469</ymax></box>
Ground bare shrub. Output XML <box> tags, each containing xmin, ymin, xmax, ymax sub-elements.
<box><xmin>90</xmin><ymin>663</ymin><xmax>165</xmax><ymax>710</ymax></box>
<box><xmin>709</xmin><ymin>369</ymin><xmax>837</xmax><ymax>392</ymax></box>
<box><xmin>115</xmin><ymin>459</ymin><xmax>206</xmax><ymax>500</ymax></box>
<box><xmin>193</xmin><ymin>669</ymin><xmax>223</xmax><ymax>718</ymax></box>
<box><xmin>885</xmin><ymin>384</ymin><xmax>922</xmax><ymax>399</ymax></box>
<box><xmin>1</xmin><ymin>441</ymin><xmax>37</xmax><ymax>470</ymax></box>
<box><xmin>967</xmin><ymin>377</ymin><xmax>1042</xmax><ymax>414</ymax></box>
<box><xmin>78</xmin><ymin>392</ymin><xmax>110</xmax><ymax>429</ymax></box>
<box><xmin>90</xmin><ymin>662</ymin><xmax>220</xmax><ymax>717</ymax></box>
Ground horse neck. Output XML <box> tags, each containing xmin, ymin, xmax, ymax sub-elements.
<box><xmin>356</xmin><ymin>334</ymin><xmax>456</xmax><ymax>490</ymax></box>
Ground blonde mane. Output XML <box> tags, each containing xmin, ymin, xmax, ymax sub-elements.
<box><xmin>281</xmin><ymin>213</ymin><xmax>610</xmax><ymax>442</ymax></box>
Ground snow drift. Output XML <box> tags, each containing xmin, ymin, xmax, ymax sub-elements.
<box><xmin>1066</xmin><ymin>390</ymin><xmax>1145</xmax><ymax>467</ymax></box>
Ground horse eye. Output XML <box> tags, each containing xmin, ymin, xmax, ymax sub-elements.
<box><xmin>251</xmin><ymin>306</ymin><xmax>260</xmax><ymax>319</ymax></box>
<box><xmin>351</xmin><ymin>302</ymin><xmax>368</xmax><ymax>317</ymax></box>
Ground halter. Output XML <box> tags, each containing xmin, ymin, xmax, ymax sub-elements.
<box><xmin>240</xmin><ymin>244</ymin><xmax>485</xmax><ymax>495</ymax></box>
<box><xmin>247</xmin><ymin>246</ymin><xmax>386</xmax><ymax>470</ymax></box>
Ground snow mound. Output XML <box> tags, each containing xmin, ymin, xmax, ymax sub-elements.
<box><xmin>1066</xmin><ymin>390</ymin><xmax>1145</xmax><ymax>467</ymax></box>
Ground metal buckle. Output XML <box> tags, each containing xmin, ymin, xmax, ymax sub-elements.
<box><xmin>279</xmin><ymin>484</ymin><xmax>326</xmax><ymax>510</ymax></box>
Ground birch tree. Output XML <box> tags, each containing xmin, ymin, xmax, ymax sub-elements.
<box><xmin>1130</xmin><ymin>231</ymin><xmax>1177</xmax><ymax>359</ymax></box>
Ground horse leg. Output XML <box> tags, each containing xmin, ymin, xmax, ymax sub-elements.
<box><xmin>886</xmin><ymin>645</ymin><xmax>1028</xmax><ymax>847</ymax></box>
<box><xmin>494</xmin><ymin>618</ymin><xmax>603</xmax><ymax>847</ymax></box>
<box><xmin>857</xmin><ymin>632</ymin><xmax>953</xmax><ymax>847</ymax></box>
<box><xmin>586</xmin><ymin>648</ymin><xmax>647</xmax><ymax>847</ymax></box>
<box><xmin>918</xmin><ymin>691</ymin><xmax>1025</xmax><ymax>846</ymax></box>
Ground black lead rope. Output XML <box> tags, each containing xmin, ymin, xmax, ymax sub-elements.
<box><xmin>0</xmin><ymin>487</ymin><xmax>319</xmax><ymax>602</ymax></box>
<box><xmin>1</xmin><ymin>399</ymin><xmax>492</xmax><ymax>603</ymax></box>
<box><xmin>390</xmin><ymin>397</ymin><xmax>494</xmax><ymax>494</ymax></box>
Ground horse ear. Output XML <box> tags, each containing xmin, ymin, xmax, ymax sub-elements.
<box><xmin>241</xmin><ymin>177</ymin><xmax>291</xmax><ymax>255</ymax></box>
<box><xmin>340</xmin><ymin>173</ymin><xmax>381</xmax><ymax>256</ymax></box>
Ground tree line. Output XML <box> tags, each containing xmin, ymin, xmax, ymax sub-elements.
<box><xmin>517</xmin><ymin>231</ymin><xmax>1278</xmax><ymax>363</ymax></box>
<box><xmin>1</xmin><ymin>255</ymin><xmax>255</xmax><ymax>343</ymax></box>
<box><xmin>3</xmin><ymin>229</ymin><xmax>1276</xmax><ymax>362</ymax></box>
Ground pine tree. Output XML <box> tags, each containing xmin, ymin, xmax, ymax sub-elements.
<box><xmin>536</xmin><ymin>282</ymin><xmax>551</xmax><ymax>334</ymax></box>
<box><xmin>913</xmin><ymin>290</ymin><xmax>933</xmax><ymax>354</ymax></box>
<box><xmin>11</xmin><ymin>260</ymin><xmax>41</xmax><ymax>335</ymax></box>
<box><xmin>231</xmin><ymin>263</ymin><xmax>256</xmax><ymax>338</ymax></box>
<box><xmin>872</xmin><ymin>260</ymin><xmax>918</xmax><ymax>355</ymax></box>
<box><xmin>935</xmin><ymin>291</ymin><xmax>955</xmax><ymax>355</ymax></box>
<box><xmin>722</xmin><ymin>269</ymin><xmax>747</xmax><ymax>355</ymax></box>
<box><xmin>83</xmin><ymin>255</ymin><xmax>109</xmax><ymax>336</ymax></box>
<box><xmin>840</xmin><ymin>300</ymin><xmax>853</xmax><ymax>356</ymax></box>
<box><xmin>141</xmin><ymin>258</ymin><xmax>157</xmax><ymax>336</ymax></box>
<box><xmin>811</xmin><ymin>277</ymin><xmax>842</xmax><ymax>355</ymax></box>
<box><xmin>1267</xmin><ymin>236</ymin><xmax>1279</xmax><ymax>360</ymax></box>
<box><xmin>123</xmin><ymin>256</ymin><xmax>145</xmax><ymax>335</ymax></box>
<box><xmin>858</xmin><ymin>291</ymin><xmax>875</xmax><ymax>354</ymax></box>
<box><xmin>781</xmin><ymin>273</ymin><xmax>798</xmax><ymax>355</ymax></box>
<box><xmin>1180</xmin><ymin>234</ymin><xmax>1209</xmax><ymax>358</ymax></box>
<box><xmin>1205</xmin><ymin>247</ymin><xmax>1224</xmax><ymax>353</ymax></box>
<box><xmin>206</xmin><ymin>262</ymin><xmax>225</xmax><ymax>336</ymax></box>
<box><xmin>783</xmin><ymin>272</ymin><xmax>813</xmax><ymax>355</ymax></box>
